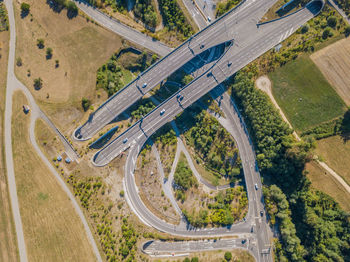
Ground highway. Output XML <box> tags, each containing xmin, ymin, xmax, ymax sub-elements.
<box><xmin>93</xmin><ymin>0</ymin><xmax>323</xmax><ymax>167</ymax></box>
<box><xmin>91</xmin><ymin>1</ymin><xmax>323</xmax><ymax>261</ymax></box>
<box><xmin>73</xmin><ymin>0</ymin><xmax>279</xmax><ymax>141</ymax></box>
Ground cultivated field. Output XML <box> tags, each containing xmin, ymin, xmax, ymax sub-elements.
<box><xmin>14</xmin><ymin>0</ymin><xmax>123</xmax><ymax>132</ymax></box>
<box><xmin>270</xmin><ymin>55</ymin><xmax>347</xmax><ymax>132</ymax></box>
<box><xmin>311</xmin><ymin>37</ymin><xmax>350</xmax><ymax>106</ymax></box>
<box><xmin>12</xmin><ymin>91</ymin><xmax>96</xmax><ymax>262</ymax></box>
<box><xmin>0</xmin><ymin>26</ymin><xmax>18</xmax><ymax>262</ymax></box>
<box><xmin>315</xmin><ymin>135</ymin><xmax>350</xmax><ymax>187</ymax></box>
<box><xmin>306</xmin><ymin>161</ymin><xmax>350</xmax><ymax>212</ymax></box>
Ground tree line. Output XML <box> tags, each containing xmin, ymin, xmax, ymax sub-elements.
<box><xmin>229</xmin><ymin>69</ymin><xmax>350</xmax><ymax>261</ymax></box>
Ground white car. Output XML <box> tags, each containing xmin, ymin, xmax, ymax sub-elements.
<box><xmin>142</xmin><ymin>83</ymin><xmax>147</xmax><ymax>88</ymax></box>
<box><xmin>254</xmin><ymin>183</ymin><xmax>258</xmax><ymax>190</ymax></box>
<box><xmin>160</xmin><ymin>109</ymin><xmax>165</xmax><ymax>115</ymax></box>
<box><xmin>123</xmin><ymin>138</ymin><xmax>128</xmax><ymax>144</ymax></box>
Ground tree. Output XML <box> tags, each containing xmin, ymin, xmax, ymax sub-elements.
<box><xmin>16</xmin><ymin>57</ymin><xmax>22</xmax><ymax>66</ymax></box>
<box><xmin>55</xmin><ymin>59</ymin><xmax>59</xmax><ymax>68</ymax></box>
<box><xmin>345</xmin><ymin>25</ymin><xmax>350</xmax><ymax>36</ymax></box>
<box><xmin>191</xmin><ymin>257</ymin><xmax>199</xmax><ymax>262</ymax></box>
<box><xmin>300</xmin><ymin>24</ymin><xmax>309</xmax><ymax>34</ymax></box>
<box><xmin>81</xmin><ymin>97</ymin><xmax>91</xmax><ymax>111</ymax></box>
<box><xmin>327</xmin><ymin>16</ymin><xmax>337</xmax><ymax>28</ymax></box>
<box><xmin>224</xmin><ymin>251</ymin><xmax>232</xmax><ymax>261</ymax></box>
<box><xmin>66</xmin><ymin>1</ymin><xmax>78</xmax><ymax>18</ymax></box>
<box><xmin>322</xmin><ymin>27</ymin><xmax>332</xmax><ymax>39</ymax></box>
<box><xmin>20</xmin><ymin>2</ymin><xmax>30</xmax><ymax>17</ymax></box>
<box><xmin>36</xmin><ymin>38</ymin><xmax>45</xmax><ymax>49</ymax></box>
<box><xmin>33</xmin><ymin>78</ymin><xmax>43</xmax><ymax>90</ymax></box>
<box><xmin>46</xmin><ymin>47</ymin><xmax>53</xmax><ymax>59</ymax></box>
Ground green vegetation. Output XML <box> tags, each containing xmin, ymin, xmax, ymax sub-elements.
<box><xmin>67</xmin><ymin>174</ymin><xmax>138</xmax><ymax>261</ymax></box>
<box><xmin>20</xmin><ymin>2</ymin><xmax>30</xmax><ymax>16</ymax></box>
<box><xmin>134</xmin><ymin>0</ymin><xmax>158</xmax><ymax>28</ymax></box>
<box><xmin>301</xmin><ymin>110</ymin><xmax>350</xmax><ymax>139</ymax></box>
<box><xmin>50</xmin><ymin>0</ymin><xmax>78</xmax><ymax>17</ymax></box>
<box><xmin>0</xmin><ymin>2</ymin><xmax>9</xmax><ymax>31</ymax></box>
<box><xmin>158</xmin><ymin>0</ymin><xmax>193</xmax><ymax>39</ymax></box>
<box><xmin>96</xmin><ymin>50</ymin><xmax>153</xmax><ymax>97</ymax></box>
<box><xmin>270</xmin><ymin>55</ymin><xmax>346</xmax><ymax>132</ymax></box>
<box><xmin>174</xmin><ymin>153</ymin><xmax>198</xmax><ymax>201</ymax></box>
<box><xmin>230</xmin><ymin>69</ymin><xmax>350</xmax><ymax>261</ymax></box>
<box><xmin>216</xmin><ymin>0</ymin><xmax>241</xmax><ymax>18</ymax></box>
<box><xmin>224</xmin><ymin>251</ymin><xmax>232</xmax><ymax>261</ymax></box>
<box><xmin>183</xmin><ymin>187</ymin><xmax>248</xmax><ymax>227</ymax></box>
<box><xmin>36</xmin><ymin>38</ymin><xmax>45</xmax><ymax>49</ymax></box>
<box><xmin>46</xmin><ymin>47</ymin><xmax>53</xmax><ymax>59</ymax></box>
<box><xmin>130</xmin><ymin>99</ymin><xmax>155</xmax><ymax>121</ymax></box>
<box><xmin>81</xmin><ymin>97</ymin><xmax>91</xmax><ymax>112</ymax></box>
<box><xmin>34</xmin><ymin>77</ymin><xmax>43</xmax><ymax>90</ymax></box>
<box><xmin>178</xmin><ymin>110</ymin><xmax>241</xmax><ymax>181</ymax></box>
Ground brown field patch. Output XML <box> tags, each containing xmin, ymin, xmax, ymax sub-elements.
<box><xmin>306</xmin><ymin>161</ymin><xmax>350</xmax><ymax>212</ymax></box>
<box><xmin>12</xmin><ymin>91</ymin><xmax>96</xmax><ymax>262</ymax></box>
<box><xmin>14</xmin><ymin>0</ymin><xmax>123</xmax><ymax>131</ymax></box>
<box><xmin>0</xmin><ymin>28</ymin><xmax>18</xmax><ymax>262</ymax></box>
<box><xmin>315</xmin><ymin>134</ymin><xmax>350</xmax><ymax>186</ymax></box>
<box><xmin>311</xmin><ymin>37</ymin><xmax>350</xmax><ymax>106</ymax></box>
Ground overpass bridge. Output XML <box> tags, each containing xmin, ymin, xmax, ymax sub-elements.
<box><xmin>73</xmin><ymin>0</ymin><xmax>276</xmax><ymax>141</ymax></box>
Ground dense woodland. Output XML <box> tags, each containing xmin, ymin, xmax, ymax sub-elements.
<box><xmin>132</xmin><ymin>0</ymin><xmax>158</xmax><ymax>28</ymax></box>
<box><xmin>230</xmin><ymin>69</ymin><xmax>350</xmax><ymax>261</ymax></box>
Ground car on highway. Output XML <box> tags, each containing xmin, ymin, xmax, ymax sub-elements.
<box><xmin>260</xmin><ymin>211</ymin><xmax>264</xmax><ymax>217</ymax></box>
<box><xmin>177</xmin><ymin>94</ymin><xmax>184</xmax><ymax>101</ymax></box>
<box><xmin>160</xmin><ymin>109</ymin><xmax>165</xmax><ymax>115</ymax></box>
<box><xmin>208</xmin><ymin>16</ymin><xmax>212</xmax><ymax>22</ymax></box>
<box><xmin>254</xmin><ymin>183</ymin><xmax>258</xmax><ymax>190</ymax></box>
<box><xmin>123</xmin><ymin>138</ymin><xmax>128</xmax><ymax>143</ymax></box>
<box><xmin>142</xmin><ymin>83</ymin><xmax>147</xmax><ymax>88</ymax></box>
<box><xmin>242</xmin><ymin>239</ymin><xmax>247</xmax><ymax>244</ymax></box>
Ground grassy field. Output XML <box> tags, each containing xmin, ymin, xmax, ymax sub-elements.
<box><xmin>315</xmin><ymin>135</ymin><xmax>350</xmax><ymax>186</ymax></box>
<box><xmin>306</xmin><ymin>161</ymin><xmax>350</xmax><ymax>212</ymax></box>
<box><xmin>0</xmin><ymin>25</ymin><xmax>18</xmax><ymax>262</ymax></box>
<box><xmin>270</xmin><ymin>55</ymin><xmax>347</xmax><ymax>132</ymax></box>
<box><xmin>311</xmin><ymin>37</ymin><xmax>350</xmax><ymax>106</ymax></box>
<box><xmin>12</xmin><ymin>91</ymin><xmax>96</xmax><ymax>262</ymax></box>
<box><xmin>14</xmin><ymin>0</ymin><xmax>123</xmax><ymax>132</ymax></box>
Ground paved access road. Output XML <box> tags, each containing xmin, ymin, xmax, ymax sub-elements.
<box><xmin>73</xmin><ymin>0</ymin><xmax>276</xmax><ymax>141</ymax></box>
<box><xmin>73</xmin><ymin>0</ymin><xmax>172</xmax><ymax>56</ymax></box>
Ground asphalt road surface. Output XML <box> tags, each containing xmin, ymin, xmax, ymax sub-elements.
<box><xmin>92</xmin><ymin>2</ymin><xmax>323</xmax><ymax>261</ymax></box>
<box><xmin>73</xmin><ymin>0</ymin><xmax>277</xmax><ymax>141</ymax></box>
<box><xmin>73</xmin><ymin>0</ymin><xmax>172</xmax><ymax>56</ymax></box>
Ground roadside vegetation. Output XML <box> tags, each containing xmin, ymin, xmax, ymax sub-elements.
<box><xmin>176</xmin><ymin>107</ymin><xmax>241</xmax><ymax>185</ymax></box>
<box><xmin>13</xmin><ymin>91</ymin><xmax>96</xmax><ymax>261</ymax></box>
<box><xmin>0</xmin><ymin>2</ymin><xmax>9</xmax><ymax>31</ymax></box>
<box><xmin>133</xmin><ymin>0</ymin><xmax>159</xmax><ymax>28</ymax></box>
<box><xmin>97</xmin><ymin>49</ymin><xmax>156</xmax><ymax>97</ymax></box>
<box><xmin>229</xmin><ymin>68</ymin><xmax>350</xmax><ymax>261</ymax></box>
<box><xmin>0</xmin><ymin>5</ymin><xmax>18</xmax><ymax>260</ymax></box>
<box><xmin>158</xmin><ymin>0</ymin><xmax>194</xmax><ymax>40</ymax></box>
<box><xmin>216</xmin><ymin>0</ymin><xmax>241</xmax><ymax>18</ymax></box>
<box><xmin>130</xmin><ymin>98</ymin><xmax>155</xmax><ymax>121</ymax></box>
<box><xmin>152</xmin><ymin>123</ymin><xmax>177</xmax><ymax>177</ymax></box>
<box><xmin>135</xmin><ymin>144</ymin><xmax>180</xmax><ymax>224</ymax></box>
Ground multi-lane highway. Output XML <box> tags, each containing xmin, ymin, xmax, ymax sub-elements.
<box><xmin>89</xmin><ymin>1</ymin><xmax>323</xmax><ymax>261</ymax></box>
<box><xmin>93</xmin><ymin>0</ymin><xmax>324</xmax><ymax>167</ymax></box>
<box><xmin>73</xmin><ymin>0</ymin><xmax>280</xmax><ymax>141</ymax></box>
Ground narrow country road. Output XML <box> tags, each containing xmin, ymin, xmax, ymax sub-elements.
<box><xmin>73</xmin><ymin>0</ymin><xmax>172</xmax><ymax>56</ymax></box>
<box><xmin>4</xmin><ymin>0</ymin><xmax>102</xmax><ymax>261</ymax></box>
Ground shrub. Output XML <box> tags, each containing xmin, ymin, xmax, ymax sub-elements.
<box><xmin>327</xmin><ymin>16</ymin><xmax>337</xmax><ymax>28</ymax></box>
<box><xmin>36</xmin><ymin>38</ymin><xmax>45</xmax><ymax>49</ymax></box>
<box><xmin>224</xmin><ymin>251</ymin><xmax>232</xmax><ymax>261</ymax></box>
<box><xmin>46</xmin><ymin>47</ymin><xmax>53</xmax><ymax>59</ymax></box>
<box><xmin>16</xmin><ymin>57</ymin><xmax>22</xmax><ymax>66</ymax></box>
<box><xmin>301</xmin><ymin>24</ymin><xmax>309</xmax><ymax>34</ymax></box>
<box><xmin>66</xmin><ymin>1</ymin><xmax>78</xmax><ymax>17</ymax></box>
<box><xmin>345</xmin><ymin>25</ymin><xmax>350</xmax><ymax>36</ymax></box>
<box><xmin>81</xmin><ymin>97</ymin><xmax>91</xmax><ymax>111</ymax></box>
<box><xmin>20</xmin><ymin>2</ymin><xmax>30</xmax><ymax>16</ymax></box>
<box><xmin>322</xmin><ymin>27</ymin><xmax>332</xmax><ymax>39</ymax></box>
<box><xmin>33</xmin><ymin>78</ymin><xmax>43</xmax><ymax>90</ymax></box>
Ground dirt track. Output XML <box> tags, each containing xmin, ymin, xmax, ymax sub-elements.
<box><xmin>311</xmin><ymin>37</ymin><xmax>350</xmax><ymax>106</ymax></box>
